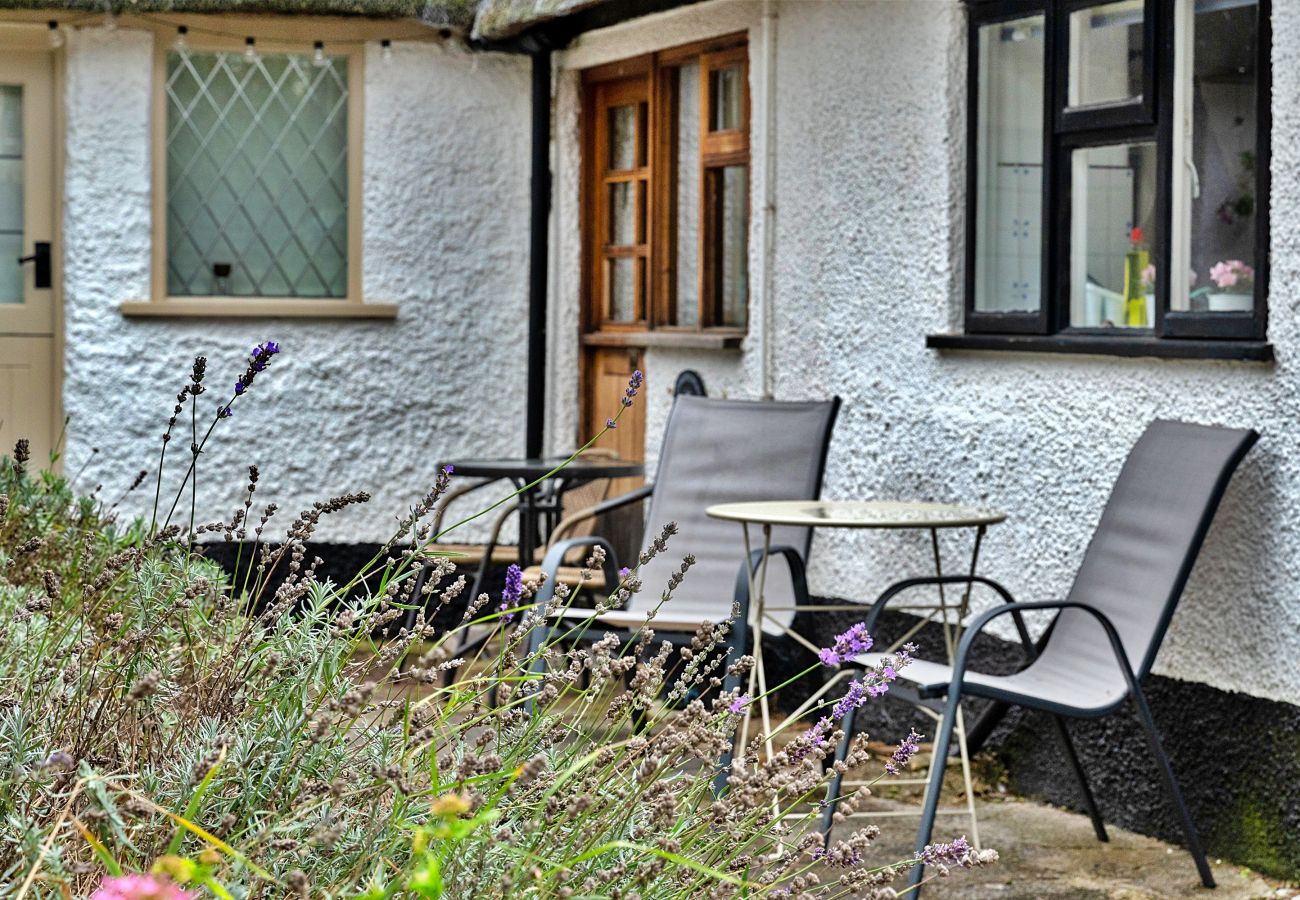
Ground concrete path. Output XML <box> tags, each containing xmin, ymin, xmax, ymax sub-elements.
<box><xmin>832</xmin><ymin>797</ymin><xmax>1289</xmax><ymax>899</ymax></box>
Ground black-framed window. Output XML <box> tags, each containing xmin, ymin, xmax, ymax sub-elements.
<box><xmin>964</xmin><ymin>0</ymin><xmax>1270</xmax><ymax>345</ymax></box>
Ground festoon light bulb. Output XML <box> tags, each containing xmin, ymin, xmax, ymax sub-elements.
<box><xmin>312</xmin><ymin>40</ymin><xmax>326</xmax><ymax>66</ymax></box>
<box><xmin>244</xmin><ymin>36</ymin><xmax>257</xmax><ymax>62</ymax></box>
<box><xmin>174</xmin><ymin>25</ymin><xmax>188</xmax><ymax>52</ymax></box>
<box><xmin>48</xmin><ymin>21</ymin><xmax>64</xmax><ymax>48</ymax></box>
<box><xmin>381</xmin><ymin>38</ymin><xmax>393</xmax><ymax>64</ymax></box>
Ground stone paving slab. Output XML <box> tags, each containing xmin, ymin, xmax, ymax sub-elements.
<box><xmin>833</xmin><ymin>797</ymin><xmax>1288</xmax><ymax>899</ymax></box>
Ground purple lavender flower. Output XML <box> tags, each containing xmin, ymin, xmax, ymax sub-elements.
<box><xmin>218</xmin><ymin>404</ymin><xmax>233</xmax><ymax>418</ymax></box>
<box><xmin>920</xmin><ymin>836</ymin><xmax>973</xmax><ymax>867</ymax></box>
<box><xmin>621</xmin><ymin>370</ymin><xmax>643</xmax><ymax>408</ymax></box>
<box><xmin>606</xmin><ymin>418</ymin><xmax>617</xmax><ymax>429</ymax></box>
<box><xmin>618</xmin><ymin>566</ymin><xmax>630</xmax><ymax>579</ymax></box>
<box><xmin>234</xmin><ymin>381</ymin><xmax>245</xmax><ymax>395</ymax></box>
<box><xmin>818</xmin><ymin>622</ymin><xmax>873</xmax><ymax>667</ymax></box>
<box><xmin>728</xmin><ymin>694</ymin><xmax>750</xmax><ymax>714</ymax></box>
<box><xmin>499</xmin><ymin>563</ymin><xmax>523</xmax><ymax>622</ymax></box>
<box><xmin>442</xmin><ymin>464</ymin><xmax>454</xmax><ymax>475</ymax></box>
<box><xmin>831</xmin><ymin>679</ymin><xmax>866</xmax><ymax>720</ymax></box>
<box><xmin>886</xmin><ymin>728</ymin><xmax>923</xmax><ymax>775</ymax></box>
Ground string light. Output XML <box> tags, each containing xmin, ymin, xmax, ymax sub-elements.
<box><xmin>381</xmin><ymin>38</ymin><xmax>393</xmax><ymax>64</ymax></box>
<box><xmin>47</xmin><ymin>20</ymin><xmax>64</xmax><ymax>48</ymax></box>
<box><xmin>174</xmin><ymin>25</ymin><xmax>188</xmax><ymax>52</ymax></box>
<box><xmin>312</xmin><ymin>40</ymin><xmax>326</xmax><ymax>66</ymax></box>
<box><xmin>243</xmin><ymin>36</ymin><xmax>257</xmax><ymax>62</ymax></box>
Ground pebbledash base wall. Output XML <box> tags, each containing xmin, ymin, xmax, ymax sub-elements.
<box><xmin>59</xmin><ymin>25</ymin><xmax>532</xmax><ymax>545</ymax></box>
<box><xmin>545</xmin><ymin>0</ymin><xmax>1300</xmax><ymax>879</ymax></box>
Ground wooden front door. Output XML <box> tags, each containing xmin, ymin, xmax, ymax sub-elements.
<box><xmin>0</xmin><ymin>50</ymin><xmax>57</xmax><ymax>468</ymax></box>
<box><xmin>580</xmin><ymin>69</ymin><xmax>651</xmax><ymax>482</ymax></box>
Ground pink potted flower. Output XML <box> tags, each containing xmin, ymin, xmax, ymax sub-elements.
<box><xmin>90</xmin><ymin>874</ymin><xmax>196</xmax><ymax>900</ymax></box>
<box><xmin>1207</xmin><ymin>259</ymin><xmax>1254</xmax><ymax>311</ymax></box>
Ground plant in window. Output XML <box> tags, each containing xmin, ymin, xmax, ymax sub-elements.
<box><xmin>1207</xmin><ymin>259</ymin><xmax>1255</xmax><ymax>312</ymax></box>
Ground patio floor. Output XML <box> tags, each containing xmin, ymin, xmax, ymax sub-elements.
<box><xmin>831</xmin><ymin>795</ymin><xmax>1292</xmax><ymax>899</ymax></box>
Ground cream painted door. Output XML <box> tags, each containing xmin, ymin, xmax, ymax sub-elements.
<box><xmin>0</xmin><ymin>50</ymin><xmax>56</xmax><ymax>468</ymax></box>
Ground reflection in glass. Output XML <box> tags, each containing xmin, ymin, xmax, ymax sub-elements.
<box><xmin>1069</xmin><ymin>142</ymin><xmax>1158</xmax><ymax>329</ymax></box>
<box><xmin>608</xmin><ymin>182</ymin><xmax>635</xmax><ymax>246</ymax></box>
<box><xmin>0</xmin><ymin>85</ymin><xmax>22</xmax><ymax>304</ymax></box>
<box><xmin>608</xmin><ymin>104</ymin><xmax>638</xmax><ymax>171</ymax></box>
<box><xmin>710</xmin><ymin>64</ymin><xmax>743</xmax><ymax>132</ymax></box>
<box><xmin>607</xmin><ymin>257</ymin><xmax>636</xmax><ymax>321</ymax></box>
<box><xmin>710</xmin><ymin>165</ymin><xmax>748</xmax><ymax>327</ymax></box>
<box><xmin>974</xmin><ymin>14</ymin><xmax>1044</xmax><ymax>314</ymax></box>
<box><xmin>1179</xmin><ymin>0</ymin><xmax>1258</xmax><ymax>314</ymax></box>
<box><xmin>1069</xmin><ymin>0</ymin><xmax>1144</xmax><ymax>108</ymax></box>
<box><xmin>675</xmin><ymin>63</ymin><xmax>700</xmax><ymax>326</ymax></box>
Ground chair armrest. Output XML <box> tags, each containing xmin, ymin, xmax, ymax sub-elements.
<box><xmin>431</xmin><ymin>477</ymin><xmax>509</xmax><ymax>534</ymax></box>
<box><xmin>547</xmin><ymin>482</ymin><xmax>655</xmax><ymax>546</ymax></box>
<box><xmin>948</xmin><ymin>600</ymin><xmax>1139</xmax><ymax>698</ymax></box>
<box><xmin>864</xmin><ymin>575</ymin><xmax>1032</xmax><ymax>658</ymax></box>
<box><xmin>533</xmin><ymin>537</ymin><xmax>624</xmax><ymax>609</ymax></box>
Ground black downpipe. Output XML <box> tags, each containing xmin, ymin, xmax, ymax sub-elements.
<box><xmin>525</xmin><ymin>49</ymin><xmax>552</xmax><ymax>460</ymax></box>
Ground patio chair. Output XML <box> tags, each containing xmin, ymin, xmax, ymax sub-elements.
<box><xmin>821</xmin><ymin>419</ymin><xmax>1257</xmax><ymax>894</ymax></box>
<box><xmin>523</xmin><ymin>394</ymin><xmax>840</xmax><ymax>717</ymax></box>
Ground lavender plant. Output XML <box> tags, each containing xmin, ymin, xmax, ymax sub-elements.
<box><xmin>0</xmin><ymin>347</ymin><xmax>993</xmax><ymax>899</ymax></box>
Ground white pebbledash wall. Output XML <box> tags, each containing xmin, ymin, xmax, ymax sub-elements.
<box><xmin>61</xmin><ymin>25</ymin><xmax>532</xmax><ymax>544</ymax></box>
<box><xmin>548</xmin><ymin>0</ymin><xmax>1300</xmax><ymax>708</ymax></box>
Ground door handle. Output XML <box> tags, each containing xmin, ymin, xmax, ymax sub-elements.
<box><xmin>17</xmin><ymin>242</ymin><xmax>51</xmax><ymax>289</ymax></box>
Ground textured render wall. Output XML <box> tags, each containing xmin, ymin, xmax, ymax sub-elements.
<box><xmin>549</xmin><ymin>0</ymin><xmax>1300</xmax><ymax>708</ymax></box>
<box><xmin>61</xmin><ymin>28</ymin><xmax>531</xmax><ymax>543</ymax></box>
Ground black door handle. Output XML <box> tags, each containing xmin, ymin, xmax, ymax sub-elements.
<box><xmin>17</xmin><ymin>241</ymin><xmax>51</xmax><ymax>289</ymax></box>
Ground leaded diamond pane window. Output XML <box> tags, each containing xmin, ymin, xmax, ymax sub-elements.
<box><xmin>165</xmin><ymin>50</ymin><xmax>349</xmax><ymax>299</ymax></box>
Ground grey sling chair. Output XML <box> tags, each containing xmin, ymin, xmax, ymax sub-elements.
<box><xmin>523</xmin><ymin>395</ymin><xmax>841</xmax><ymax>774</ymax></box>
<box><xmin>819</xmin><ymin>419</ymin><xmax>1257</xmax><ymax>896</ymax></box>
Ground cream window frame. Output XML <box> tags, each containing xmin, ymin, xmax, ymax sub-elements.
<box><xmin>126</xmin><ymin>31</ymin><xmax>391</xmax><ymax>319</ymax></box>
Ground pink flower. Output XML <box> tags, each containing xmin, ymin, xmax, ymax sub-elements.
<box><xmin>91</xmin><ymin>875</ymin><xmax>196</xmax><ymax>900</ymax></box>
<box><xmin>1140</xmin><ymin>263</ymin><xmax>1156</xmax><ymax>291</ymax></box>
<box><xmin>1209</xmin><ymin>260</ymin><xmax>1254</xmax><ymax>290</ymax></box>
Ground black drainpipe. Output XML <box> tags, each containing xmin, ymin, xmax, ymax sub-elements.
<box><xmin>525</xmin><ymin>47</ymin><xmax>552</xmax><ymax>460</ymax></box>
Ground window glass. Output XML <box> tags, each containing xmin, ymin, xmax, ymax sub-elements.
<box><xmin>710</xmin><ymin>164</ymin><xmax>748</xmax><ymax>327</ymax></box>
<box><xmin>608</xmin><ymin>104</ymin><xmax>639</xmax><ymax>170</ymax></box>
<box><xmin>709</xmin><ymin>64</ymin><xmax>743</xmax><ymax>132</ymax></box>
<box><xmin>607</xmin><ymin>257</ymin><xmax>636</xmax><ymax>321</ymax></box>
<box><xmin>0</xmin><ymin>85</ymin><xmax>23</xmax><ymax>304</ymax></box>
<box><xmin>609</xmin><ymin>182</ymin><xmax>636</xmax><ymax>246</ymax></box>
<box><xmin>1069</xmin><ymin>141</ymin><xmax>1158</xmax><ymax>328</ymax></box>
<box><xmin>675</xmin><ymin>62</ymin><xmax>700</xmax><ymax>326</ymax></box>
<box><xmin>974</xmin><ymin>15</ymin><xmax>1045</xmax><ymax>315</ymax></box>
<box><xmin>165</xmin><ymin>50</ymin><xmax>348</xmax><ymax>298</ymax></box>
<box><xmin>1178</xmin><ymin>0</ymin><xmax>1258</xmax><ymax>314</ymax></box>
<box><xmin>1069</xmin><ymin>0</ymin><xmax>1145</xmax><ymax>108</ymax></box>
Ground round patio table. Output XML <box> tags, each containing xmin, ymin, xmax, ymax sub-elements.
<box><xmin>706</xmin><ymin>498</ymin><xmax>1006</xmax><ymax>846</ymax></box>
<box><xmin>439</xmin><ymin>456</ymin><xmax>644</xmax><ymax>566</ymax></box>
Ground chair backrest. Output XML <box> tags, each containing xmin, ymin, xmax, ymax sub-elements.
<box><xmin>629</xmin><ymin>395</ymin><xmax>840</xmax><ymax>631</ymax></box>
<box><xmin>1046</xmin><ymin>420</ymin><xmax>1257</xmax><ymax>682</ymax></box>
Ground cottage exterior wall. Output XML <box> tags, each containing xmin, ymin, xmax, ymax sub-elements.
<box><xmin>550</xmin><ymin>0</ymin><xmax>1300</xmax><ymax>707</ymax></box>
<box><xmin>60</xmin><ymin>26</ymin><xmax>532</xmax><ymax>543</ymax></box>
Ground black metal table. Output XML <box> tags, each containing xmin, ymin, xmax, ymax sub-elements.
<box><xmin>438</xmin><ymin>457</ymin><xmax>645</xmax><ymax>568</ymax></box>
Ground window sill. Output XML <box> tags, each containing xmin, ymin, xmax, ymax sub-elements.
<box><xmin>120</xmin><ymin>299</ymin><xmax>398</xmax><ymax>320</ymax></box>
<box><xmin>581</xmin><ymin>329</ymin><xmax>745</xmax><ymax>350</ymax></box>
<box><xmin>926</xmin><ymin>332</ymin><xmax>1274</xmax><ymax>363</ymax></box>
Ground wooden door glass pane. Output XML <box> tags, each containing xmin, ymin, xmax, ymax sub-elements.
<box><xmin>1177</xmin><ymin>0</ymin><xmax>1258</xmax><ymax>315</ymax></box>
<box><xmin>608</xmin><ymin>257</ymin><xmax>636</xmax><ymax>321</ymax></box>
<box><xmin>0</xmin><ymin>85</ymin><xmax>22</xmax><ymax>304</ymax></box>
<box><xmin>609</xmin><ymin>181</ymin><xmax>636</xmax><ymax>246</ymax></box>
<box><xmin>608</xmin><ymin>104</ymin><xmax>638</xmax><ymax>171</ymax></box>
<box><xmin>710</xmin><ymin>164</ymin><xmax>748</xmax><ymax>327</ymax></box>
<box><xmin>974</xmin><ymin>15</ymin><xmax>1044</xmax><ymax>315</ymax></box>
<box><xmin>1069</xmin><ymin>141</ymin><xmax>1158</xmax><ymax>328</ymax></box>
<box><xmin>709</xmin><ymin>64</ymin><xmax>743</xmax><ymax>132</ymax></box>
<box><xmin>675</xmin><ymin>62</ymin><xmax>700</xmax><ymax>326</ymax></box>
<box><xmin>1068</xmin><ymin>0</ymin><xmax>1145</xmax><ymax>108</ymax></box>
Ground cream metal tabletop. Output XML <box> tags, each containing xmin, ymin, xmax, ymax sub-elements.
<box><xmin>706</xmin><ymin>499</ymin><xmax>1007</xmax><ymax>530</ymax></box>
<box><xmin>706</xmin><ymin>497</ymin><xmax>1008</xmax><ymax>847</ymax></box>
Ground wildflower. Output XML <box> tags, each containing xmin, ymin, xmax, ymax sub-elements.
<box><xmin>13</xmin><ymin>437</ymin><xmax>29</xmax><ymax>476</ymax></box>
<box><xmin>90</xmin><ymin>874</ymin><xmax>195</xmax><ymax>900</ymax></box>
<box><xmin>431</xmin><ymin>792</ymin><xmax>472</xmax><ymax>817</ymax></box>
<box><xmin>729</xmin><ymin>694</ymin><xmax>750</xmax><ymax>714</ymax></box>
<box><xmin>619</xmin><ymin>566</ymin><xmax>630</xmax><ymax>579</ymax></box>
<box><xmin>234</xmin><ymin>381</ymin><xmax>245</xmax><ymax>395</ymax></box>
<box><xmin>819</xmin><ymin>622</ymin><xmax>873</xmax><ymax>667</ymax></box>
<box><xmin>500</xmin><ymin>563</ymin><xmax>523</xmax><ymax>622</ymax></box>
<box><xmin>218</xmin><ymin>404</ymin><xmax>233</xmax><ymax>418</ymax></box>
<box><xmin>442</xmin><ymin>464</ymin><xmax>454</xmax><ymax>475</ymax></box>
<box><xmin>885</xmin><ymin>728</ymin><xmax>923</xmax><ymax>775</ymax></box>
<box><xmin>606</xmin><ymin>418</ymin><xmax>617</xmax><ymax>429</ymax></box>
<box><xmin>188</xmin><ymin>356</ymin><xmax>206</xmax><ymax>395</ymax></box>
